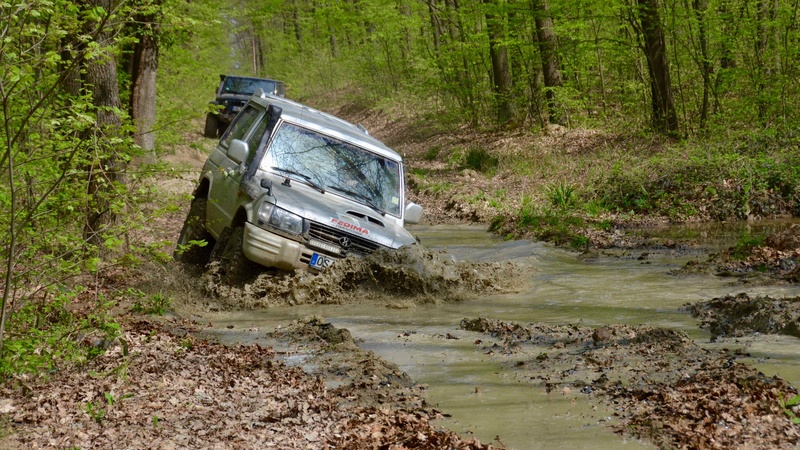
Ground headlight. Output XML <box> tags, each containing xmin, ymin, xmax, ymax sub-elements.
<box><xmin>258</xmin><ymin>203</ymin><xmax>304</xmax><ymax>235</ymax></box>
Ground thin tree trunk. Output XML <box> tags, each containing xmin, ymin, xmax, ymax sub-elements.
<box><xmin>427</xmin><ymin>0</ymin><xmax>442</xmax><ymax>54</ymax></box>
<box><xmin>444</xmin><ymin>0</ymin><xmax>475</xmax><ymax>120</ymax></box>
<box><xmin>692</xmin><ymin>0</ymin><xmax>711</xmax><ymax>130</ymax></box>
<box><xmin>531</xmin><ymin>0</ymin><xmax>565</xmax><ymax>125</ymax></box>
<box><xmin>484</xmin><ymin>0</ymin><xmax>513</xmax><ymax>125</ymax></box>
<box><xmin>130</xmin><ymin>14</ymin><xmax>159</xmax><ymax>154</ymax></box>
<box><xmin>633</xmin><ymin>0</ymin><xmax>678</xmax><ymax>135</ymax></box>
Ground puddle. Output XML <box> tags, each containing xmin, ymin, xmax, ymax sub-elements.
<box><xmin>183</xmin><ymin>223</ymin><xmax>800</xmax><ymax>449</ymax></box>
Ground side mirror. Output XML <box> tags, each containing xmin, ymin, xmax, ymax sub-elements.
<box><xmin>227</xmin><ymin>139</ymin><xmax>249</xmax><ymax>164</ymax></box>
<box><xmin>404</xmin><ymin>202</ymin><xmax>424</xmax><ymax>224</ymax></box>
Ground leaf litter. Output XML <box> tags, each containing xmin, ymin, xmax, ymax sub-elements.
<box><xmin>0</xmin><ymin>319</ymin><xmax>497</xmax><ymax>449</ymax></box>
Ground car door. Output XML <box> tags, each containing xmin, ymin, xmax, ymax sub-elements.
<box><xmin>206</xmin><ymin>105</ymin><xmax>265</xmax><ymax>236</ymax></box>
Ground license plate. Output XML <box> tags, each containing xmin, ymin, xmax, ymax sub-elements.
<box><xmin>309</xmin><ymin>253</ymin><xmax>335</xmax><ymax>270</ymax></box>
<box><xmin>231</xmin><ymin>105</ymin><xmax>241</xmax><ymax>112</ymax></box>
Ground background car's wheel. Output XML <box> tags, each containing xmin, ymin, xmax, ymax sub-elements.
<box><xmin>213</xmin><ymin>226</ymin><xmax>256</xmax><ymax>285</ymax></box>
<box><xmin>174</xmin><ymin>198</ymin><xmax>214</xmax><ymax>265</ymax></box>
<box><xmin>204</xmin><ymin>113</ymin><xmax>220</xmax><ymax>138</ymax></box>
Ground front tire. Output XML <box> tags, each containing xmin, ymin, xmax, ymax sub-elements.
<box><xmin>174</xmin><ymin>198</ymin><xmax>213</xmax><ymax>265</ymax></box>
<box><xmin>211</xmin><ymin>226</ymin><xmax>256</xmax><ymax>285</ymax></box>
<box><xmin>204</xmin><ymin>113</ymin><xmax>220</xmax><ymax>138</ymax></box>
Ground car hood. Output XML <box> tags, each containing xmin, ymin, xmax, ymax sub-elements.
<box><xmin>268</xmin><ymin>178</ymin><xmax>415</xmax><ymax>249</ymax></box>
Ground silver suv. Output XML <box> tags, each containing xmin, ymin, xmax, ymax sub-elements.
<box><xmin>176</xmin><ymin>92</ymin><xmax>423</xmax><ymax>283</ymax></box>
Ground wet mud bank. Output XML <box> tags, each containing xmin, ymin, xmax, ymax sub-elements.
<box><xmin>687</xmin><ymin>293</ymin><xmax>800</xmax><ymax>340</ymax></box>
<box><xmin>675</xmin><ymin>223</ymin><xmax>800</xmax><ymax>284</ymax></box>
<box><xmin>460</xmin><ymin>318</ymin><xmax>800</xmax><ymax>449</ymax></box>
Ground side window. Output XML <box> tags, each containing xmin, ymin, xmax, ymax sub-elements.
<box><xmin>220</xmin><ymin>105</ymin><xmax>261</xmax><ymax>148</ymax></box>
<box><xmin>245</xmin><ymin>117</ymin><xmax>269</xmax><ymax>165</ymax></box>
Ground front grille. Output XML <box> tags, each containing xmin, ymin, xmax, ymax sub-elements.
<box><xmin>308</xmin><ymin>222</ymin><xmax>381</xmax><ymax>257</ymax></box>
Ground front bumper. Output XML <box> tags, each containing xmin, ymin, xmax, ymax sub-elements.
<box><xmin>243</xmin><ymin>222</ymin><xmax>329</xmax><ymax>271</ymax></box>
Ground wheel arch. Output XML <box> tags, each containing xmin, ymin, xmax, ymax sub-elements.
<box><xmin>231</xmin><ymin>207</ymin><xmax>248</xmax><ymax>228</ymax></box>
<box><xmin>193</xmin><ymin>177</ymin><xmax>211</xmax><ymax>200</ymax></box>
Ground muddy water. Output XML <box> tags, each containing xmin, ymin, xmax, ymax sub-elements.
<box><xmin>196</xmin><ymin>223</ymin><xmax>800</xmax><ymax>449</ymax></box>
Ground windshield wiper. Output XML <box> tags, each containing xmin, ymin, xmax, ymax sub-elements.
<box><xmin>271</xmin><ymin>166</ymin><xmax>325</xmax><ymax>194</ymax></box>
<box><xmin>328</xmin><ymin>185</ymin><xmax>386</xmax><ymax>216</ymax></box>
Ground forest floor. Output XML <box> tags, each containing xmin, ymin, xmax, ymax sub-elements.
<box><xmin>2</xmin><ymin>104</ymin><xmax>800</xmax><ymax>449</ymax></box>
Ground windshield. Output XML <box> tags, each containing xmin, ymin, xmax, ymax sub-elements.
<box><xmin>223</xmin><ymin>77</ymin><xmax>278</xmax><ymax>96</ymax></box>
<box><xmin>263</xmin><ymin>122</ymin><xmax>402</xmax><ymax>217</ymax></box>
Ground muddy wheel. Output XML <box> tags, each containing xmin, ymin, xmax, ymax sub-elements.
<box><xmin>204</xmin><ymin>113</ymin><xmax>220</xmax><ymax>138</ymax></box>
<box><xmin>213</xmin><ymin>226</ymin><xmax>256</xmax><ymax>285</ymax></box>
<box><xmin>174</xmin><ymin>198</ymin><xmax>213</xmax><ymax>265</ymax></box>
<box><xmin>208</xmin><ymin>227</ymin><xmax>231</xmax><ymax>263</ymax></box>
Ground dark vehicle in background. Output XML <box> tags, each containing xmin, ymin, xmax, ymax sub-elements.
<box><xmin>204</xmin><ymin>75</ymin><xmax>286</xmax><ymax>138</ymax></box>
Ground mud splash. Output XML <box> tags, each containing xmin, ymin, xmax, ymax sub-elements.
<box><xmin>202</xmin><ymin>244</ymin><xmax>532</xmax><ymax>309</ymax></box>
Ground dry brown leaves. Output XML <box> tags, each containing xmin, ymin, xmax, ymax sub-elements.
<box><xmin>0</xmin><ymin>320</ymin><xmax>495</xmax><ymax>449</ymax></box>
<box><xmin>611</xmin><ymin>364</ymin><xmax>800</xmax><ymax>449</ymax></box>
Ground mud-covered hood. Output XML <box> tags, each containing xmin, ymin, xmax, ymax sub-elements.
<box><xmin>268</xmin><ymin>180</ymin><xmax>416</xmax><ymax>249</ymax></box>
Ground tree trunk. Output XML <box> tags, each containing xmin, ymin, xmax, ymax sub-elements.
<box><xmin>130</xmin><ymin>15</ymin><xmax>159</xmax><ymax>154</ymax></box>
<box><xmin>292</xmin><ymin>0</ymin><xmax>303</xmax><ymax>49</ymax></box>
<box><xmin>427</xmin><ymin>0</ymin><xmax>442</xmax><ymax>54</ymax></box>
<box><xmin>444</xmin><ymin>0</ymin><xmax>475</xmax><ymax>120</ymax></box>
<box><xmin>531</xmin><ymin>0</ymin><xmax>565</xmax><ymax>125</ymax></box>
<box><xmin>484</xmin><ymin>0</ymin><xmax>513</xmax><ymax>125</ymax></box>
<box><xmin>692</xmin><ymin>0</ymin><xmax>711</xmax><ymax>130</ymax></box>
<box><xmin>634</xmin><ymin>0</ymin><xmax>678</xmax><ymax>135</ymax></box>
<box><xmin>82</xmin><ymin>0</ymin><xmax>124</xmax><ymax>247</ymax></box>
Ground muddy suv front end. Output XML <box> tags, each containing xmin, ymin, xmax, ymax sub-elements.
<box><xmin>177</xmin><ymin>92</ymin><xmax>423</xmax><ymax>282</ymax></box>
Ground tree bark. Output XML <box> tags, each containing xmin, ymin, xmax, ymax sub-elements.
<box><xmin>692</xmin><ymin>0</ymin><xmax>711</xmax><ymax>130</ymax></box>
<box><xmin>427</xmin><ymin>0</ymin><xmax>442</xmax><ymax>54</ymax></box>
<box><xmin>633</xmin><ymin>0</ymin><xmax>678</xmax><ymax>135</ymax></box>
<box><xmin>82</xmin><ymin>0</ymin><xmax>124</xmax><ymax>247</ymax></box>
<box><xmin>531</xmin><ymin>0</ymin><xmax>564</xmax><ymax>125</ymax></box>
<box><xmin>130</xmin><ymin>15</ymin><xmax>159</xmax><ymax>153</ymax></box>
<box><xmin>484</xmin><ymin>0</ymin><xmax>513</xmax><ymax>125</ymax></box>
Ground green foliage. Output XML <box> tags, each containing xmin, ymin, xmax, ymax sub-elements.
<box><xmin>463</xmin><ymin>147</ymin><xmax>499</xmax><ymax>174</ymax></box>
<box><xmin>0</xmin><ymin>0</ymin><xmax>183</xmax><ymax>370</ymax></box>
<box><xmin>85</xmin><ymin>401</ymin><xmax>106</xmax><ymax>423</ymax></box>
<box><xmin>594</xmin><ymin>144</ymin><xmax>800</xmax><ymax>221</ymax></box>
<box><xmin>152</xmin><ymin>0</ymin><xmax>800</xmax><ymax>137</ymax></box>
<box><xmin>730</xmin><ymin>232</ymin><xmax>766</xmax><ymax>260</ymax></box>
<box><xmin>0</xmin><ymin>288</ymin><xmax>121</xmax><ymax>378</ymax></box>
<box><xmin>779</xmin><ymin>394</ymin><xmax>800</xmax><ymax>424</ymax></box>
<box><xmin>131</xmin><ymin>293</ymin><xmax>172</xmax><ymax>316</ymax></box>
<box><xmin>493</xmin><ymin>197</ymin><xmax>590</xmax><ymax>249</ymax></box>
<box><xmin>424</xmin><ymin>147</ymin><xmax>440</xmax><ymax>161</ymax></box>
<box><xmin>545</xmin><ymin>182</ymin><xmax>578</xmax><ymax>210</ymax></box>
